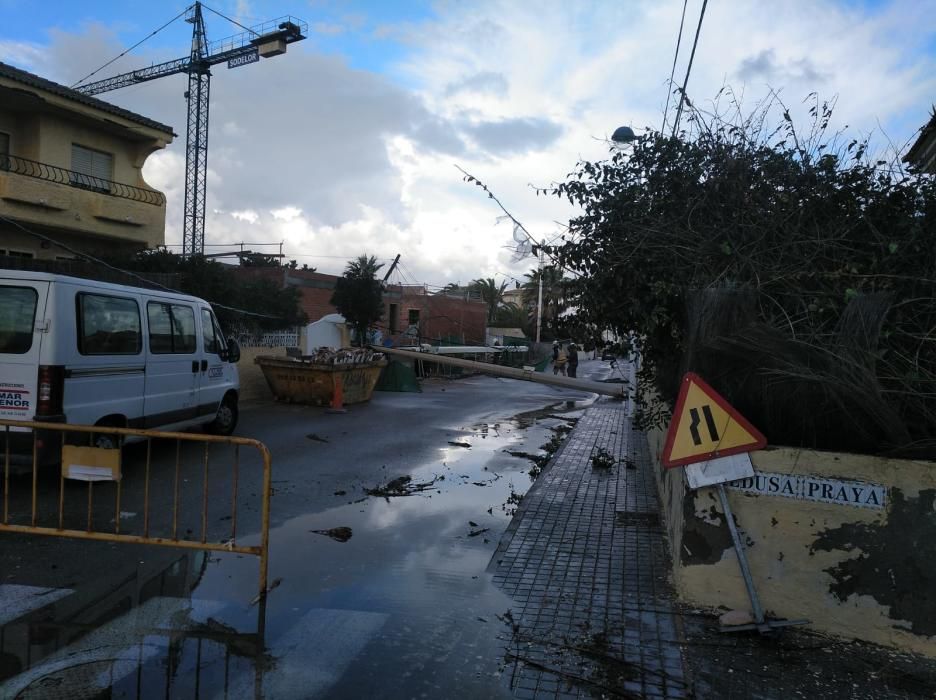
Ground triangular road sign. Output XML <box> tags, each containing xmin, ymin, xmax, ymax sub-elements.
<box><xmin>662</xmin><ymin>372</ymin><xmax>767</xmax><ymax>469</ymax></box>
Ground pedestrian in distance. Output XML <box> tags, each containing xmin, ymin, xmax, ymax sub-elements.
<box><xmin>553</xmin><ymin>343</ymin><xmax>568</xmax><ymax>376</ymax></box>
<box><xmin>552</xmin><ymin>340</ymin><xmax>560</xmax><ymax>362</ymax></box>
<box><xmin>567</xmin><ymin>342</ymin><xmax>579</xmax><ymax>378</ymax></box>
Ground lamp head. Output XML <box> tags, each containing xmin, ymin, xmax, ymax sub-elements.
<box><xmin>611</xmin><ymin>125</ymin><xmax>636</xmax><ymax>144</ymax></box>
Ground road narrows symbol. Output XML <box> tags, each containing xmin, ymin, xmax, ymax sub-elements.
<box><xmin>689</xmin><ymin>408</ymin><xmax>702</xmax><ymax>446</ymax></box>
<box><xmin>702</xmin><ymin>405</ymin><xmax>720</xmax><ymax>442</ymax></box>
<box><xmin>689</xmin><ymin>405</ymin><xmax>720</xmax><ymax>446</ymax></box>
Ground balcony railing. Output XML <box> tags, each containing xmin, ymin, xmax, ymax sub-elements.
<box><xmin>0</xmin><ymin>154</ymin><xmax>166</xmax><ymax>206</ymax></box>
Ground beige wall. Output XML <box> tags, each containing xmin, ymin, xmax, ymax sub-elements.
<box><xmin>0</xmin><ymin>228</ymin><xmax>146</xmax><ymax>260</ymax></box>
<box><xmin>0</xmin><ymin>111</ymin><xmax>39</xmax><ymax>160</ymax></box>
<box><xmin>649</xmin><ymin>424</ymin><xmax>936</xmax><ymax>656</ymax></box>
<box><xmin>0</xmin><ymin>80</ymin><xmax>172</xmax><ymax>258</ymax></box>
<box><xmin>35</xmin><ymin>113</ymin><xmax>163</xmax><ymax>188</ymax></box>
<box><xmin>0</xmin><ymin>172</ymin><xmax>166</xmax><ymax>255</ymax></box>
<box><xmin>237</xmin><ymin>346</ymin><xmax>291</xmax><ymax>403</ymax></box>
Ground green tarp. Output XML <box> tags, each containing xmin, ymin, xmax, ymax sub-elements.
<box><xmin>375</xmin><ymin>359</ymin><xmax>422</xmax><ymax>392</ymax></box>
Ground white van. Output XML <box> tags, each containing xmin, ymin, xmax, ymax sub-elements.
<box><xmin>0</xmin><ymin>270</ymin><xmax>241</xmax><ymax>461</ymax></box>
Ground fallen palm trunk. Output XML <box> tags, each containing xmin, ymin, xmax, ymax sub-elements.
<box><xmin>375</xmin><ymin>346</ymin><xmax>628</xmax><ymax>399</ymax></box>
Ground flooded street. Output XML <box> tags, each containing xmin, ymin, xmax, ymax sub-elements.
<box><xmin>199</xmin><ymin>409</ymin><xmax>580</xmax><ymax>698</ymax></box>
<box><xmin>0</xmin><ymin>375</ymin><xmax>598</xmax><ymax>698</ymax></box>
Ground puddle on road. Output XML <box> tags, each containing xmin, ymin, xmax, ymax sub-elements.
<box><xmin>192</xmin><ymin>405</ymin><xmax>579</xmax><ymax>698</ymax></box>
<box><xmin>0</xmin><ymin>403</ymin><xmax>580</xmax><ymax>699</ymax></box>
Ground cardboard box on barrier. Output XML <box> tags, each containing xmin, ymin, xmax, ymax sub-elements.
<box><xmin>61</xmin><ymin>445</ymin><xmax>121</xmax><ymax>482</ymax></box>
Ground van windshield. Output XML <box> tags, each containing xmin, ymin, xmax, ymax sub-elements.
<box><xmin>0</xmin><ymin>286</ymin><xmax>38</xmax><ymax>354</ymax></box>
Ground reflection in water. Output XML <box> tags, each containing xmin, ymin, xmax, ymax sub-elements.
<box><xmin>0</xmin><ymin>404</ymin><xmax>578</xmax><ymax>698</ymax></box>
<box><xmin>192</xmin><ymin>407</ymin><xmax>579</xmax><ymax>698</ymax></box>
<box><xmin>0</xmin><ymin>550</ymin><xmax>269</xmax><ymax>699</ymax></box>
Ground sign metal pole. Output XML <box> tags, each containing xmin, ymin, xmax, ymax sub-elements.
<box><xmin>717</xmin><ymin>482</ymin><xmax>767</xmax><ymax>631</ymax></box>
<box><xmin>662</xmin><ymin>372</ymin><xmax>810</xmax><ymax>634</ymax></box>
<box><xmin>716</xmin><ymin>479</ymin><xmax>810</xmax><ymax>634</ymax></box>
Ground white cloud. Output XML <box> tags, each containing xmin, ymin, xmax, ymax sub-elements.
<box><xmin>271</xmin><ymin>206</ymin><xmax>303</xmax><ymax>221</ymax></box>
<box><xmin>231</xmin><ymin>210</ymin><xmax>259</xmax><ymax>224</ymax></box>
<box><xmin>2</xmin><ymin>0</ymin><xmax>935</xmax><ymax>287</ymax></box>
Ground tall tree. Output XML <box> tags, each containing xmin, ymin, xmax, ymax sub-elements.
<box><xmin>493</xmin><ymin>302</ymin><xmax>530</xmax><ymax>333</ymax></box>
<box><xmin>471</xmin><ymin>277</ymin><xmax>509</xmax><ymax>323</ymax></box>
<box><xmin>330</xmin><ymin>255</ymin><xmax>385</xmax><ymax>346</ymax></box>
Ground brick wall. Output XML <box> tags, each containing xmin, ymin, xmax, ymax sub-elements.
<box><xmin>230</xmin><ymin>268</ymin><xmax>487</xmax><ymax>346</ymax></box>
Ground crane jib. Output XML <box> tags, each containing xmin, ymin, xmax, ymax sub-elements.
<box><xmin>68</xmin><ymin>5</ymin><xmax>308</xmax><ymax>257</ymax></box>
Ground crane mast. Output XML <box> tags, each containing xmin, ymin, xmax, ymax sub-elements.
<box><xmin>74</xmin><ymin>2</ymin><xmax>306</xmax><ymax>256</ymax></box>
<box><xmin>184</xmin><ymin>3</ymin><xmax>210</xmax><ymax>258</ymax></box>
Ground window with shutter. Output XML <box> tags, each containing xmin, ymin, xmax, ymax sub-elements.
<box><xmin>70</xmin><ymin>144</ymin><xmax>112</xmax><ymax>193</ymax></box>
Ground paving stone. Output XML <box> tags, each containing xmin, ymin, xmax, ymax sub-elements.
<box><xmin>492</xmin><ymin>361</ymin><xmax>689</xmax><ymax>699</ymax></box>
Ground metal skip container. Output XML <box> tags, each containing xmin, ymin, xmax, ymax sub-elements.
<box><xmin>254</xmin><ymin>348</ymin><xmax>387</xmax><ymax>406</ymax></box>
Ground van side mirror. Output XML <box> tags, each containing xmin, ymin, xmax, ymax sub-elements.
<box><xmin>226</xmin><ymin>338</ymin><xmax>241</xmax><ymax>363</ymax></box>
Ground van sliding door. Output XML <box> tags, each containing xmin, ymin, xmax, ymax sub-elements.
<box><xmin>143</xmin><ymin>301</ymin><xmax>198</xmax><ymax>427</ymax></box>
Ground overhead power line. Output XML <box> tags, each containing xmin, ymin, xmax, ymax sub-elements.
<box><xmin>0</xmin><ymin>215</ymin><xmax>282</xmax><ymax>320</ymax></box>
<box><xmin>671</xmin><ymin>0</ymin><xmax>709</xmax><ymax>137</ymax></box>
<box><xmin>662</xmin><ymin>0</ymin><xmax>689</xmax><ymax>133</ymax></box>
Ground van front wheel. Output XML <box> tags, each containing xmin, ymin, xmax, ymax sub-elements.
<box><xmin>206</xmin><ymin>396</ymin><xmax>238</xmax><ymax>436</ymax></box>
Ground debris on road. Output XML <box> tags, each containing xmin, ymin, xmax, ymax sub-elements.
<box><xmin>590</xmin><ymin>448</ymin><xmax>616</xmax><ymax>470</ymax></box>
<box><xmin>719</xmin><ymin>609</ymin><xmax>755</xmax><ymax>627</ymax></box>
<box><xmin>365</xmin><ymin>474</ymin><xmax>438</xmax><ymax>498</ymax></box>
<box><xmin>250</xmin><ymin>577</ymin><xmax>283</xmax><ymax>606</ymax></box>
<box><xmin>468</xmin><ymin>527</ymin><xmax>490</xmax><ymax>538</ymax></box>
<box><xmin>448</xmin><ymin>440</ymin><xmax>472</xmax><ymax>448</ymax></box>
<box><xmin>310</xmin><ymin>526</ymin><xmax>354</xmax><ymax>542</ymax></box>
<box><xmin>304</xmin><ymin>347</ymin><xmax>384</xmax><ymax>365</ymax></box>
<box><xmin>306</xmin><ymin>433</ymin><xmax>330</xmax><ymax>443</ymax></box>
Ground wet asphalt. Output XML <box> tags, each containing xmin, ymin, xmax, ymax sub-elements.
<box><xmin>0</xmin><ymin>359</ymin><xmax>618</xmax><ymax>698</ymax></box>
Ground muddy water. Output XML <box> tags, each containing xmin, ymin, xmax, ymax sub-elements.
<box><xmin>3</xmin><ymin>404</ymin><xmax>580</xmax><ymax>699</ymax></box>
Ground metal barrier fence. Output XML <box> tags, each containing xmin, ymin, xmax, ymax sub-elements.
<box><xmin>0</xmin><ymin>419</ymin><xmax>272</xmax><ymax>599</ymax></box>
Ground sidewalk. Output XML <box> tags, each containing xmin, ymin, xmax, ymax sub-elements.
<box><xmin>491</xmin><ymin>393</ymin><xmax>686</xmax><ymax>698</ymax></box>
<box><xmin>490</xmin><ymin>380</ymin><xmax>936</xmax><ymax>698</ymax></box>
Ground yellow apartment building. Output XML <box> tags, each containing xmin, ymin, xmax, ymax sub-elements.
<box><xmin>0</xmin><ymin>61</ymin><xmax>174</xmax><ymax>260</ymax></box>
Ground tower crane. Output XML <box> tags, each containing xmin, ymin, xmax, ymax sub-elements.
<box><xmin>74</xmin><ymin>2</ymin><xmax>306</xmax><ymax>256</ymax></box>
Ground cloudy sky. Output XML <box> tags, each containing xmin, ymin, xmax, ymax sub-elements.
<box><xmin>2</xmin><ymin>0</ymin><xmax>934</xmax><ymax>288</ymax></box>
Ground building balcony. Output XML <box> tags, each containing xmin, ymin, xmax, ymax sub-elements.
<box><xmin>0</xmin><ymin>154</ymin><xmax>167</xmax><ymax>248</ymax></box>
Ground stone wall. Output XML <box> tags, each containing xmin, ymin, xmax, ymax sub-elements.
<box><xmin>649</xmin><ymin>426</ymin><xmax>936</xmax><ymax>656</ymax></box>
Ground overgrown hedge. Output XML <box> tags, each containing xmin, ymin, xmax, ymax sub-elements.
<box><xmin>549</xmin><ymin>94</ymin><xmax>936</xmax><ymax>458</ymax></box>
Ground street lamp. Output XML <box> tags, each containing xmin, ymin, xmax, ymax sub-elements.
<box><xmin>611</xmin><ymin>125</ymin><xmax>636</xmax><ymax>144</ymax></box>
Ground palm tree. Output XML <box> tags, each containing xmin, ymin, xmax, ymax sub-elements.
<box><xmin>493</xmin><ymin>302</ymin><xmax>530</xmax><ymax>332</ymax></box>
<box><xmin>470</xmin><ymin>277</ymin><xmax>509</xmax><ymax>323</ymax></box>
<box><xmin>522</xmin><ymin>266</ymin><xmax>568</xmax><ymax>339</ymax></box>
<box><xmin>436</xmin><ymin>282</ymin><xmax>466</xmax><ymax>298</ymax></box>
<box><xmin>345</xmin><ymin>254</ymin><xmax>384</xmax><ymax>280</ymax></box>
<box><xmin>330</xmin><ymin>255</ymin><xmax>385</xmax><ymax>346</ymax></box>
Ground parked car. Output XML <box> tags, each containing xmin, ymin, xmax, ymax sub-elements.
<box><xmin>0</xmin><ymin>270</ymin><xmax>241</xmax><ymax>463</ymax></box>
<box><xmin>601</xmin><ymin>349</ymin><xmax>616</xmax><ymax>361</ymax></box>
